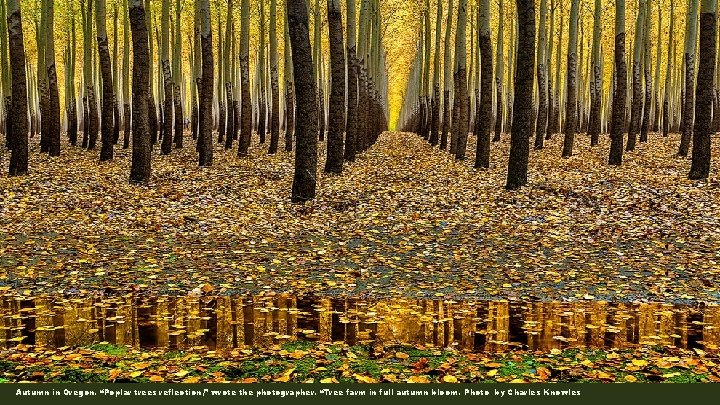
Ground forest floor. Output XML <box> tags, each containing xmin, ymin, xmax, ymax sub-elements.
<box><xmin>1</xmin><ymin>132</ymin><xmax>720</xmax><ymax>303</ymax></box>
<box><xmin>1</xmin><ymin>341</ymin><xmax>718</xmax><ymax>383</ymax></box>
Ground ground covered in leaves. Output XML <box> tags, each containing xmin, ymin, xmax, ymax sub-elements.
<box><xmin>1</xmin><ymin>132</ymin><xmax>719</xmax><ymax>303</ymax></box>
<box><xmin>0</xmin><ymin>342</ymin><xmax>718</xmax><ymax>383</ymax></box>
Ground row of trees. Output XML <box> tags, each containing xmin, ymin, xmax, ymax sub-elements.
<box><xmin>1</xmin><ymin>0</ymin><xmax>389</xmax><ymax>202</ymax></box>
<box><xmin>399</xmin><ymin>0</ymin><xmax>716</xmax><ymax>188</ymax></box>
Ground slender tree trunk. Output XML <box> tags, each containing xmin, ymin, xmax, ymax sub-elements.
<box><xmin>534</xmin><ymin>0</ymin><xmax>548</xmax><ymax>149</ymax></box>
<box><xmin>663</xmin><ymin>3</ymin><xmax>675</xmax><ymax>138</ymax></box>
<box><xmin>506</xmin><ymin>0</ymin><xmax>534</xmax><ymax>190</ymax></box>
<box><xmin>689</xmin><ymin>0</ymin><xmax>716</xmax><ymax>179</ymax></box>
<box><xmin>428</xmin><ymin>0</ymin><xmax>442</xmax><ymax>147</ymax></box>
<box><xmin>453</xmin><ymin>0</ymin><xmax>469</xmax><ymax>160</ymax></box>
<box><xmin>474</xmin><ymin>0</ymin><xmax>492</xmax><ymax>168</ymax></box>
<box><xmin>129</xmin><ymin>0</ymin><xmax>151</xmax><ymax>183</ymax></box>
<box><xmin>238</xmin><ymin>0</ymin><xmax>252</xmax><ymax>156</ymax></box>
<box><xmin>440</xmin><ymin>0</ymin><xmax>454</xmax><ymax>150</ymax></box>
<box><xmin>223</xmin><ymin>1</ymin><xmax>233</xmax><ymax>149</ymax></box>
<box><xmin>627</xmin><ymin>0</ymin><xmax>646</xmax><ymax>151</ymax></box>
<box><xmin>112</xmin><ymin>2</ymin><xmax>121</xmax><ymax>145</ymax></box>
<box><xmin>562</xmin><ymin>0</ymin><xmax>579</xmax><ymax>157</ymax></box>
<box><xmin>284</xmin><ymin>4</ymin><xmax>294</xmax><ymax>152</ymax></box>
<box><xmin>546</xmin><ymin>0</ymin><xmax>555</xmax><ymax>140</ymax></box>
<box><xmin>288</xmin><ymin>0</ymin><xmax>319</xmax><ymax>202</ymax></box>
<box><xmin>639</xmin><ymin>0</ymin><xmax>651</xmax><ymax>143</ymax></box>
<box><xmin>122</xmin><ymin>0</ymin><xmax>131</xmax><ymax>149</ymax></box>
<box><xmin>268</xmin><ymin>0</ymin><xmax>281</xmax><ymax>154</ymax></box>
<box><xmin>343</xmin><ymin>0</ymin><xmax>357</xmax><ymax>160</ymax></box>
<box><xmin>173</xmin><ymin>0</ymin><xmax>183</xmax><ymax>149</ymax></box>
<box><xmin>98</xmin><ymin>0</ymin><xmax>116</xmax><ymax>161</ymax></box>
<box><xmin>7</xmin><ymin>0</ymin><xmax>28</xmax><ymax>176</ymax></box>
<box><xmin>159</xmin><ymin>0</ymin><xmax>173</xmax><ymax>155</ymax></box>
<box><xmin>45</xmin><ymin>1</ymin><xmax>60</xmax><ymax>157</ymax></box>
<box><xmin>680</xmin><ymin>0</ymin><xmax>699</xmax><ymax>156</ymax></box>
<box><xmin>494</xmin><ymin>0</ymin><xmax>504</xmax><ymax>141</ymax></box>
<box><xmin>324</xmin><ymin>0</ymin><xmax>345</xmax><ymax>172</ymax></box>
<box><xmin>588</xmin><ymin>0</ymin><xmax>602</xmax><ymax>146</ymax></box>
<box><xmin>609</xmin><ymin>0</ymin><xmax>627</xmax><ymax>166</ymax></box>
<box><xmin>198</xmin><ymin>0</ymin><xmax>213</xmax><ymax>166</ymax></box>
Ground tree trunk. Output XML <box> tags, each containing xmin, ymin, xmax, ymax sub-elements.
<box><xmin>173</xmin><ymin>0</ymin><xmax>183</xmax><ymax>149</ymax></box>
<box><xmin>627</xmin><ymin>0</ymin><xmax>645</xmax><ymax>152</ymax></box>
<box><xmin>428</xmin><ymin>0</ymin><xmax>442</xmax><ymax>147</ymax></box>
<box><xmin>7</xmin><ymin>0</ymin><xmax>28</xmax><ymax>176</ymax></box>
<box><xmin>439</xmin><ymin>0</ymin><xmax>453</xmax><ymax>150</ymax></box>
<box><xmin>680</xmin><ymin>0</ymin><xmax>698</xmax><ymax>156</ymax></box>
<box><xmin>98</xmin><ymin>0</ymin><xmax>115</xmax><ymax>161</ymax></box>
<box><xmin>639</xmin><ymin>0</ymin><xmax>651</xmax><ymax>143</ymax></box>
<box><xmin>534</xmin><ymin>0</ymin><xmax>548</xmax><ymax>149</ymax></box>
<box><xmin>269</xmin><ymin>0</ymin><xmax>281</xmax><ymax>154</ymax></box>
<box><xmin>562</xmin><ymin>0</ymin><xmax>579</xmax><ymax>157</ymax></box>
<box><xmin>288</xmin><ymin>0</ymin><xmax>319</xmax><ymax>202</ymax></box>
<box><xmin>238</xmin><ymin>0</ymin><xmax>252</xmax><ymax>156</ymax></box>
<box><xmin>324</xmin><ymin>0</ymin><xmax>345</xmax><ymax>173</ymax></box>
<box><xmin>609</xmin><ymin>0</ymin><xmax>627</xmax><ymax>166</ymax></box>
<box><xmin>284</xmin><ymin>4</ymin><xmax>294</xmax><ymax>152</ymax></box>
<box><xmin>474</xmin><ymin>0</ymin><xmax>492</xmax><ymax>168</ymax></box>
<box><xmin>343</xmin><ymin>0</ymin><xmax>357</xmax><ymax>160</ymax></box>
<box><xmin>689</xmin><ymin>0</ymin><xmax>716</xmax><ymax>179</ymax></box>
<box><xmin>494</xmin><ymin>0</ymin><xmax>504</xmax><ymax>141</ymax></box>
<box><xmin>42</xmin><ymin>2</ymin><xmax>59</xmax><ymax>156</ymax></box>
<box><xmin>159</xmin><ymin>0</ymin><xmax>173</xmax><ymax>155</ymax></box>
<box><xmin>223</xmin><ymin>0</ymin><xmax>234</xmax><ymax>150</ymax></box>
<box><xmin>198</xmin><ymin>0</ymin><xmax>213</xmax><ymax>166</ymax></box>
<box><xmin>129</xmin><ymin>0</ymin><xmax>151</xmax><ymax>183</ymax></box>
<box><xmin>506</xmin><ymin>0</ymin><xmax>534</xmax><ymax>190</ymax></box>
<box><xmin>588</xmin><ymin>0</ymin><xmax>602</xmax><ymax>146</ymax></box>
<box><xmin>663</xmin><ymin>3</ymin><xmax>675</xmax><ymax>138</ymax></box>
<box><xmin>453</xmin><ymin>0</ymin><xmax>469</xmax><ymax>160</ymax></box>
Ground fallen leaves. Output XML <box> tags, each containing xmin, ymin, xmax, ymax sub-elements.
<box><xmin>0</xmin><ymin>134</ymin><xmax>718</xmax><ymax>304</ymax></box>
<box><xmin>0</xmin><ymin>341</ymin><xmax>719</xmax><ymax>383</ymax></box>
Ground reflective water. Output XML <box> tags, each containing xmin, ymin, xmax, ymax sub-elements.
<box><xmin>1</xmin><ymin>294</ymin><xmax>718</xmax><ymax>352</ymax></box>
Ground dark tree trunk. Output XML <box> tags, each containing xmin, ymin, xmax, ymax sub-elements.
<box><xmin>7</xmin><ymin>0</ymin><xmax>29</xmax><ymax>176</ymax></box>
<box><xmin>589</xmin><ymin>63</ymin><xmax>602</xmax><ymax>145</ymax></box>
<box><xmin>324</xmin><ymin>0</ymin><xmax>344</xmax><ymax>173</ymax></box>
<box><xmin>689</xmin><ymin>9</ymin><xmax>715</xmax><ymax>179</ymax></box>
<box><xmin>174</xmin><ymin>84</ymin><xmax>183</xmax><ymax>148</ymax></box>
<box><xmin>342</xmin><ymin>10</ymin><xmax>355</xmax><ymax>160</ymax></box>
<box><xmin>546</xmin><ymin>75</ymin><xmax>555</xmax><ymax>140</ymax></box>
<box><xmin>494</xmin><ymin>80</ymin><xmax>503</xmax><ymax>141</ymax></box>
<box><xmin>198</xmin><ymin>0</ymin><xmax>213</xmax><ymax>166</ymax></box>
<box><xmin>285</xmin><ymin>82</ymin><xmax>295</xmax><ymax>151</ymax></box>
<box><xmin>679</xmin><ymin>53</ymin><xmax>696</xmax><ymax>156</ymax></box>
<box><xmin>224</xmin><ymin>86</ymin><xmax>234</xmax><ymax>149</ymax></box>
<box><xmin>535</xmin><ymin>62</ymin><xmax>548</xmax><ymax>150</ymax></box>
<box><xmin>69</xmin><ymin>100</ymin><xmax>78</xmax><ymax>146</ymax></box>
<box><xmin>440</xmin><ymin>90</ymin><xmax>450</xmax><ymax>149</ymax></box>
<box><xmin>238</xmin><ymin>0</ymin><xmax>252</xmax><ymax>157</ymax></box>
<box><xmin>640</xmin><ymin>63</ymin><xmax>651</xmax><ymax>143</ymax></box>
<box><xmin>474</xmin><ymin>14</ymin><xmax>492</xmax><ymax>169</ymax></box>
<box><xmin>506</xmin><ymin>0</ymin><xmax>534</xmax><ymax>190</ymax></box>
<box><xmin>123</xmin><ymin>103</ymin><xmax>131</xmax><ymax>148</ymax></box>
<box><xmin>129</xmin><ymin>0</ymin><xmax>151</xmax><ymax>183</ymax></box>
<box><xmin>627</xmin><ymin>60</ymin><xmax>642</xmax><ymax>151</ymax></box>
<box><xmin>160</xmin><ymin>61</ymin><xmax>173</xmax><ymax>154</ymax></box>
<box><xmin>47</xmin><ymin>62</ymin><xmax>61</xmax><ymax>156</ymax></box>
<box><xmin>609</xmin><ymin>33</ymin><xmax>627</xmax><ymax>166</ymax></box>
<box><xmin>99</xmin><ymin>31</ymin><xmax>115</xmax><ymax>160</ymax></box>
<box><xmin>288</xmin><ymin>0</ymin><xmax>318</xmax><ymax>202</ymax></box>
<box><xmin>148</xmin><ymin>94</ymin><xmax>157</xmax><ymax>145</ymax></box>
<box><xmin>218</xmin><ymin>101</ymin><xmax>226</xmax><ymax>143</ymax></box>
